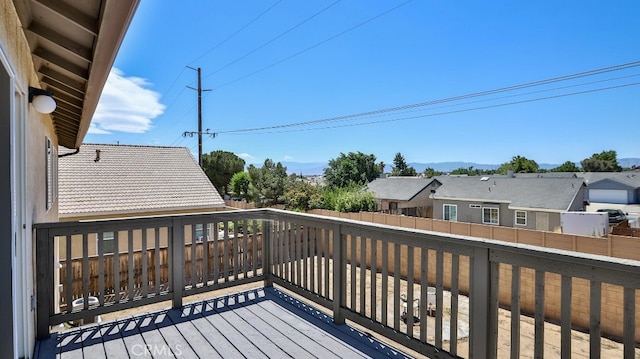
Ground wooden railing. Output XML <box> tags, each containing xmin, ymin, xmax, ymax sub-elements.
<box><xmin>35</xmin><ymin>209</ymin><xmax>640</xmax><ymax>358</ymax></box>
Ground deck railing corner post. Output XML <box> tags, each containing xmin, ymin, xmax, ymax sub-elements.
<box><xmin>332</xmin><ymin>224</ymin><xmax>346</xmax><ymax>325</ymax></box>
<box><xmin>263</xmin><ymin>220</ymin><xmax>273</xmax><ymax>287</ymax></box>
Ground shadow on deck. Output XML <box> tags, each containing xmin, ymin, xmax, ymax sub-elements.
<box><xmin>35</xmin><ymin>286</ymin><xmax>414</xmax><ymax>358</ymax></box>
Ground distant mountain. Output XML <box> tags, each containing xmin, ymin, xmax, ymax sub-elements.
<box><xmin>260</xmin><ymin>158</ymin><xmax>640</xmax><ymax>176</ymax></box>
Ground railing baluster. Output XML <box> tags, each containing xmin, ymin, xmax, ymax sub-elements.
<box><xmin>360</xmin><ymin>234</ymin><xmax>366</xmax><ymax>315</ymax></box>
<box><xmin>512</xmin><ymin>266</ymin><xmax>522</xmax><ymax>359</ymax></box>
<box><xmin>233</xmin><ymin>220</ymin><xmax>239</xmax><ymax>281</ymax></box>
<box><xmin>114</xmin><ymin>231</ymin><xmax>120</xmax><ymax>302</ymax></box>
<box><xmin>213</xmin><ymin>221</ymin><xmax>219</xmax><ymax>284</ymax></box>
<box><xmin>332</xmin><ymin>224</ymin><xmax>345</xmax><ymax>325</ymax></box>
<box><xmin>191</xmin><ymin>224</ymin><xmax>197</xmax><ymax>287</ymax></box>
<box><xmin>324</xmin><ymin>228</ymin><xmax>330</xmax><ymax>299</ymax></box>
<box><xmin>142</xmin><ymin>229</ymin><xmax>148</xmax><ymax>297</ymax></box>
<box><xmin>155</xmin><ymin>229</ymin><xmax>161</xmax><ymax>295</ymax></box>
<box><xmin>253</xmin><ymin>220</ymin><xmax>259</xmax><ymax>277</ymax></box>
<box><xmin>65</xmin><ymin>235</ymin><xmax>72</xmax><ymax>311</ymax></box>
<box><xmin>623</xmin><ymin>287</ymin><xmax>635</xmax><ymax>358</ymax></box>
<box><xmin>406</xmin><ymin>245</ymin><xmax>414</xmax><ymax>336</ymax></box>
<box><xmin>351</xmin><ymin>234</ymin><xmax>357</xmax><ymax>311</ymax></box>
<box><xmin>82</xmin><ymin>233</ymin><xmax>89</xmax><ymax>310</ymax></box>
<box><xmin>371</xmin><ymin>237</ymin><xmax>377</xmax><ymax>322</ymax></box>
<box><xmin>309</xmin><ymin>227</ymin><xmax>316</xmax><ymax>293</ymax></box>
<box><xmin>296</xmin><ymin>223</ymin><xmax>302</xmax><ymax>286</ymax></box>
<box><xmin>590</xmin><ymin>280</ymin><xmax>602</xmax><ymax>359</ymax></box>
<box><xmin>450</xmin><ymin>253</ymin><xmax>459</xmax><ymax>355</ymax></box>
<box><xmin>223</xmin><ymin>221</ymin><xmax>229</xmax><ymax>283</ymax></box>
<box><xmin>203</xmin><ymin>223</ymin><xmax>209</xmax><ymax>286</ymax></box>
<box><xmin>242</xmin><ymin>221</ymin><xmax>248</xmax><ymax>279</ymax></box>
<box><xmin>381</xmin><ymin>240</ymin><xmax>389</xmax><ymax>327</ymax></box>
<box><xmin>435</xmin><ymin>250</ymin><xmax>443</xmax><ymax>347</ymax></box>
<box><xmin>470</xmin><ymin>247</ymin><xmax>490</xmax><ymax>359</ymax></box>
<box><xmin>128</xmin><ymin>230</ymin><xmax>134</xmax><ymax>300</ymax></box>
<box><xmin>98</xmin><ymin>232</ymin><xmax>105</xmax><ymax>305</ymax></box>
<box><xmin>393</xmin><ymin>242</ymin><xmax>401</xmax><ymax>331</ymax></box>
<box><xmin>560</xmin><ymin>274</ymin><xmax>572</xmax><ymax>359</ymax></box>
<box><xmin>302</xmin><ymin>225</ymin><xmax>308</xmax><ymax>290</ymax></box>
<box><xmin>489</xmin><ymin>261</ymin><xmax>500</xmax><ymax>358</ymax></box>
<box><xmin>534</xmin><ymin>269</ymin><xmax>545</xmax><ymax>359</ymax></box>
<box><xmin>419</xmin><ymin>247</ymin><xmax>427</xmax><ymax>343</ymax></box>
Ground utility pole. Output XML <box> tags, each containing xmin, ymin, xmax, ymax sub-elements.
<box><xmin>186</xmin><ymin>66</ymin><xmax>212</xmax><ymax>167</ymax></box>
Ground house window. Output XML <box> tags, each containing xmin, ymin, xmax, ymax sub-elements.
<box><xmin>195</xmin><ymin>224</ymin><xmax>211</xmax><ymax>242</ymax></box>
<box><xmin>98</xmin><ymin>232</ymin><xmax>115</xmax><ymax>254</ymax></box>
<box><xmin>515</xmin><ymin>210</ymin><xmax>527</xmax><ymax>226</ymax></box>
<box><xmin>483</xmin><ymin>207</ymin><xmax>499</xmax><ymax>225</ymax></box>
<box><xmin>443</xmin><ymin>204</ymin><xmax>457</xmax><ymax>221</ymax></box>
<box><xmin>45</xmin><ymin>137</ymin><xmax>57</xmax><ymax>210</ymax></box>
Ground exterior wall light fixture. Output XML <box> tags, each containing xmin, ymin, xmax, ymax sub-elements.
<box><xmin>29</xmin><ymin>86</ymin><xmax>57</xmax><ymax>114</ymax></box>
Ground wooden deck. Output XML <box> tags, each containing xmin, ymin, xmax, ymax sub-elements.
<box><xmin>34</xmin><ymin>287</ymin><xmax>414</xmax><ymax>358</ymax></box>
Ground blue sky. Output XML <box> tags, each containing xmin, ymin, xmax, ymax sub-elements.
<box><xmin>86</xmin><ymin>0</ymin><xmax>640</xmax><ymax>167</ymax></box>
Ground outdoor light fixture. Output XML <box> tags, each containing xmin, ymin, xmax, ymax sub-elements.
<box><xmin>28</xmin><ymin>86</ymin><xmax>56</xmax><ymax>114</ymax></box>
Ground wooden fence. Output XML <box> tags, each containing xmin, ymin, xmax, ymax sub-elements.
<box><xmin>59</xmin><ymin>235</ymin><xmax>262</xmax><ymax>306</ymax></box>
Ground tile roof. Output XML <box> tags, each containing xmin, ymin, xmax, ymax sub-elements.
<box><xmin>367</xmin><ymin>177</ymin><xmax>438</xmax><ymax>201</ymax></box>
<box><xmin>59</xmin><ymin>144</ymin><xmax>224</xmax><ymax>217</ymax></box>
<box><xmin>433</xmin><ymin>176</ymin><xmax>586</xmax><ymax>212</ymax></box>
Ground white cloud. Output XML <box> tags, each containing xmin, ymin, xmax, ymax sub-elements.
<box><xmin>90</xmin><ymin>68</ymin><xmax>165</xmax><ymax>134</ymax></box>
<box><xmin>237</xmin><ymin>153</ymin><xmax>255</xmax><ymax>161</ymax></box>
<box><xmin>283</xmin><ymin>155</ymin><xmax>293</xmax><ymax>161</ymax></box>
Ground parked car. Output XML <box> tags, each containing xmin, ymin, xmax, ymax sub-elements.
<box><xmin>596</xmin><ymin>209</ymin><xmax>628</xmax><ymax>224</ymax></box>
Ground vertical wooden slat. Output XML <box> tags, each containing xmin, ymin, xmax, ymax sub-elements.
<box><xmin>332</xmin><ymin>225</ymin><xmax>345</xmax><ymax>325</ymax></box>
<box><xmin>233</xmin><ymin>221</ymin><xmax>239</xmax><ymax>281</ymax></box>
<box><xmin>82</xmin><ymin>233</ymin><xmax>89</xmax><ymax>309</ymax></box>
<box><xmin>65</xmin><ymin>235</ymin><xmax>72</xmax><ymax>310</ymax></box>
<box><xmin>350</xmin><ymin>234</ymin><xmax>357</xmax><ymax>310</ymax></box>
<box><xmin>393</xmin><ymin>243</ymin><xmax>401</xmax><ymax>331</ymax></box>
<box><xmin>98</xmin><ymin>232</ymin><xmax>105</xmax><ymax>305</ymax></box>
<box><xmin>623</xmin><ymin>287</ymin><xmax>635</xmax><ymax>358</ymax></box>
<box><xmin>191</xmin><ymin>225</ymin><xmax>197</xmax><ymax>287</ymax></box>
<box><xmin>213</xmin><ymin>222</ymin><xmax>219</xmax><ymax>284</ymax></box>
<box><xmin>324</xmin><ymin>229</ymin><xmax>330</xmax><ymax>299</ymax></box>
<box><xmin>223</xmin><ymin>221</ymin><xmax>229</xmax><ymax>282</ymax></box>
<box><xmin>284</xmin><ymin>222</ymin><xmax>290</xmax><ymax>282</ymax></box>
<box><xmin>252</xmin><ymin>220</ymin><xmax>258</xmax><ymax>277</ymax></box>
<box><xmin>309</xmin><ymin>227</ymin><xmax>316</xmax><ymax>293</ymax></box>
<box><xmin>560</xmin><ymin>275</ymin><xmax>572</xmax><ymax>359</ymax></box>
<box><xmin>420</xmin><ymin>247</ymin><xmax>428</xmax><ymax>343</ymax></box>
<box><xmin>155</xmin><ymin>229</ymin><xmax>161</xmax><ymax>294</ymax></box>
<box><xmin>203</xmin><ymin>223</ymin><xmax>209</xmax><ymax>285</ymax></box>
<box><xmin>128</xmin><ymin>230</ymin><xmax>134</xmax><ymax>300</ymax></box>
<box><xmin>590</xmin><ymin>280</ymin><xmax>601</xmax><ymax>359</ymax></box>
<box><xmin>142</xmin><ymin>229</ymin><xmax>148</xmax><ymax>297</ymax></box>
<box><xmin>435</xmin><ymin>250</ymin><xmax>444</xmax><ymax>347</ymax></box>
<box><xmin>470</xmin><ymin>247</ymin><xmax>490</xmax><ymax>359</ymax></box>
<box><xmin>171</xmin><ymin>218</ymin><xmax>184</xmax><ymax>309</ymax></box>
<box><xmin>302</xmin><ymin>225</ymin><xmax>308</xmax><ymax>290</ymax></box>
<box><xmin>277</xmin><ymin>221</ymin><xmax>283</xmax><ymax>278</ymax></box>
<box><xmin>488</xmin><ymin>261</ymin><xmax>500</xmax><ymax>358</ymax></box>
<box><xmin>450</xmin><ymin>254</ymin><xmax>459</xmax><ymax>355</ymax></box>
<box><xmin>370</xmin><ymin>237</ymin><xmax>377</xmax><ymax>322</ymax></box>
<box><xmin>511</xmin><ymin>266</ymin><xmax>522</xmax><ymax>359</ymax></box>
<box><xmin>406</xmin><ymin>246</ymin><xmax>415</xmax><ymax>336</ymax></box>
<box><xmin>242</xmin><ymin>221</ymin><xmax>248</xmax><ymax>279</ymax></box>
<box><xmin>113</xmin><ymin>232</ymin><xmax>120</xmax><ymax>302</ymax></box>
<box><xmin>534</xmin><ymin>269</ymin><xmax>545</xmax><ymax>359</ymax></box>
<box><xmin>296</xmin><ymin>224</ymin><xmax>302</xmax><ymax>286</ymax></box>
<box><xmin>360</xmin><ymin>234</ymin><xmax>366</xmax><ymax>315</ymax></box>
<box><xmin>381</xmin><ymin>240</ymin><xmax>389</xmax><ymax>327</ymax></box>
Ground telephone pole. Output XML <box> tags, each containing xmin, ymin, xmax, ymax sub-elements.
<box><xmin>186</xmin><ymin>66</ymin><xmax>211</xmax><ymax>167</ymax></box>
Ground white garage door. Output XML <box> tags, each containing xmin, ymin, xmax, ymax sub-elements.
<box><xmin>589</xmin><ymin>189</ymin><xmax>628</xmax><ymax>204</ymax></box>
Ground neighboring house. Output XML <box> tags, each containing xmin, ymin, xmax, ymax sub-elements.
<box><xmin>432</xmin><ymin>176</ymin><xmax>587</xmax><ymax>231</ymax></box>
<box><xmin>1</xmin><ymin>0</ymin><xmax>140</xmax><ymax>357</ymax></box>
<box><xmin>58</xmin><ymin>144</ymin><xmax>225</xmax><ymax>258</ymax></box>
<box><xmin>367</xmin><ymin>176</ymin><xmax>441</xmax><ymax>217</ymax></box>
<box><xmin>579</xmin><ymin>172</ymin><xmax>640</xmax><ymax>204</ymax></box>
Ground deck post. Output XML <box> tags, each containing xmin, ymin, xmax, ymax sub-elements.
<box><xmin>35</xmin><ymin>226</ymin><xmax>53</xmax><ymax>339</ymax></box>
<box><xmin>263</xmin><ymin>220</ymin><xmax>273</xmax><ymax>287</ymax></box>
<box><xmin>171</xmin><ymin>218</ymin><xmax>184</xmax><ymax>309</ymax></box>
<box><xmin>470</xmin><ymin>246</ymin><xmax>492</xmax><ymax>358</ymax></box>
<box><xmin>332</xmin><ymin>224</ymin><xmax>345</xmax><ymax>325</ymax></box>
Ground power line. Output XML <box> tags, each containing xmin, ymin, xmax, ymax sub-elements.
<box><xmin>214</xmin><ymin>60</ymin><xmax>640</xmax><ymax>134</ymax></box>
<box><xmin>188</xmin><ymin>0</ymin><xmax>284</xmax><ymax>66</ymax></box>
<box><xmin>222</xmin><ymin>81</ymin><xmax>640</xmax><ymax>135</ymax></box>
<box><xmin>212</xmin><ymin>0</ymin><xmax>414</xmax><ymax>90</ymax></box>
<box><xmin>202</xmin><ymin>0</ymin><xmax>342</xmax><ymax>80</ymax></box>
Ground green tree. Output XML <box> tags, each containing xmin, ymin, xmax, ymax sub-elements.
<box><xmin>390</xmin><ymin>152</ymin><xmax>417</xmax><ymax>176</ymax></box>
<box><xmin>550</xmin><ymin>161</ymin><xmax>581</xmax><ymax>172</ymax></box>
<box><xmin>324</xmin><ymin>152</ymin><xmax>382</xmax><ymax>188</ymax></box>
<box><xmin>581</xmin><ymin>150</ymin><xmax>622</xmax><ymax>172</ymax></box>
<box><xmin>284</xmin><ymin>178</ymin><xmax>322</xmax><ymax>212</ymax></box>
<box><xmin>423</xmin><ymin>167</ymin><xmax>442</xmax><ymax>178</ymax></box>
<box><xmin>497</xmin><ymin>155</ymin><xmax>539</xmax><ymax>174</ymax></box>
<box><xmin>228</xmin><ymin>172</ymin><xmax>251</xmax><ymax>201</ymax></box>
<box><xmin>201</xmin><ymin>150</ymin><xmax>245</xmax><ymax>195</ymax></box>
<box><xmin>247</xmin><ymin>159</ymin><xmax>289</xmax><ymax>207</ymax></box>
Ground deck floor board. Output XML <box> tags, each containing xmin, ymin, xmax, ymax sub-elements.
<box><xmin>35</xmin><ymin>287</ymin><xmax>414</xmax><ymax>359</ymax></box>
